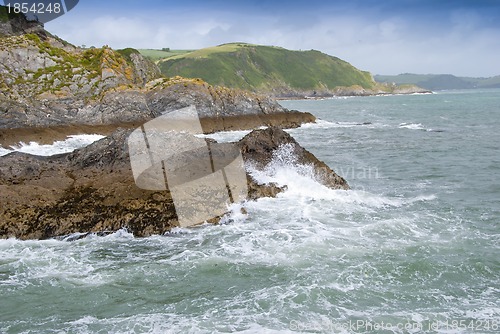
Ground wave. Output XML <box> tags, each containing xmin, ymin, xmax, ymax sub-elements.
<box><xmin>245</xmin><ymin>143</ymin><xmax>436</xmax><ymax>210</ymax></box>
<box><xmin>0</xmin><ymin>134</ymin><xmax>105</xmax><ymax>157</ymax></box>
<box><xmin>399</xmin><ymin>122</ymin><xmax>425</xmax><ymax>130</ymax></box>
<box><xmin>399</xmin><ymin>123</ymin><xmax>445</xmax><ymax>132</ymax></box>
<box><xmin>196</xmin><ymin>129</ymin><xmax>255</xmax><ymax>143</ymax></box>
<box><xmin>293</xmin><ymin>119</ymin><xmax>383</xmax><ymax>130</ymax></box>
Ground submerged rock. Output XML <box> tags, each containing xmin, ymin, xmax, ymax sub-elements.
<box><xmin>0</xmin><ymin>127</ymin><xmax>348</xmax><ymax>240</ymax></box>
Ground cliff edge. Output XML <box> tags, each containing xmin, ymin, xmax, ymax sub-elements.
<box><xmin>0</xmin><ymin>8</ymin><xmax>315</xmax><ymax>145</ymax></box>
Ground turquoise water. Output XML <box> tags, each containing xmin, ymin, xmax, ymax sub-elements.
<box><xmin>1</xmin><ymin>90</ymin><xmax>499</xmax><ymax>333</ymax></box>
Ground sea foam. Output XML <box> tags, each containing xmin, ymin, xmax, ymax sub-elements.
<box><xmin>0</xmin><ymin>134</ymin><xmax>105</xmax><ymax>157</ymax></box>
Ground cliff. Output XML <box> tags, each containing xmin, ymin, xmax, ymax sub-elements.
<box><xmin>0</xmin><ymin>5</ymin><xmax>44</xmax><ymax>37</ymax></box>
<box><xmin>156</xmin><ymin>43</ymin><xmax>430</xmax><ymax>98</ymax></box>
<box><xmin>0</xmin><ymin>9</ymin><xmax>315</xmax><ymax>145</ymax></box>
<box><xmin>0</xmin><ymin>9</ymin><xmax>345</xmax><ymax>240</ymax></box>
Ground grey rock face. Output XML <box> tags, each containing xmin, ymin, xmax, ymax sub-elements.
<box><xmin>0</xmin><ymin>9</ymin><xmax>44</xmax><ymax>37</ymax></box>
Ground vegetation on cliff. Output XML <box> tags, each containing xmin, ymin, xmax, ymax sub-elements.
<box><xmin>155</xmin><ymin>43</ymin><xmax>429</xmax><ymax>97</ymax></box>
<box><xmin>0</xmin><ymin>10</ymin><xmax>312</xmax><ymax>132</ymax></box>
<box><xmin>0</xmin><ymin>31</ymin><xmax>161</xmax><ymax>101</ymax></box>
<box><xmin>157</xmin><ymin>43</ymin><xmax>376</xmax><ymax>96</ymax></box>
<box><xmin>0</xmin><ymin>5</ymin><xmax>10</xmax><ymax>23</ymax></box>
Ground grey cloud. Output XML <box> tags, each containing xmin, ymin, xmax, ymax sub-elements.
<box><xmin>46</xmin><ymin>8</ymin><xmax>500</xmax><ymax>77</ymax></box>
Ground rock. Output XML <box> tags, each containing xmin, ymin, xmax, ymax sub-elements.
<box><xmin>0</xmin><ymin>129</ymin><xmax>176</xmax><ymax>240</ymax></box>
<box><xmin>238</xmin><ymin>127</ymin><xmax>349</xmax><ymax>190</ymax></box>
<box><xmin>0</xmin><ymin>127</ymin><xmax>348</xmax><ymax>240</ymax></box>
<box><xmin>0</xmin><ymin>80</ymin><xmax>316</xmax><ymax>146</ymax></box>
<box><xmin>0</xmin><ymin>7</ymin><xmax>45</xmax><ymax>37</ymax></box>
<box><xmin>129</xmin><ymin>52</ymin><xmax>162</xmax><ymax>85</ymax></box>
<box><xmin>0</xmin><ymin>21</ymin><xmax>315</xmax><ymax>144</ymax></box>
<box><xmin>390</xmin><ymin>85</ymin><xmax>432</xmax><ymax>94</ymax></box>
<box><xmin>333</xmin><ymin>85</ymin><xmax>373</xmax><ymax>96</ymax></box>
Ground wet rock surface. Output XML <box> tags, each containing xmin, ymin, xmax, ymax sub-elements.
<box><xmin>0</xmin><ymin>127</ymin><xmax>348</xmax><ymax>240</ymax></box>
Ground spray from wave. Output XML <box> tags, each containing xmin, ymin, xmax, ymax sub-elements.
<box><xmin>244</xmin><ymin>143</ymin><xmax>435</xmax><ymax>211</ymax></box>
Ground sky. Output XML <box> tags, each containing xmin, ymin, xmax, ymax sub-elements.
<box><xmin>44</xmin><ymin>0</ymin><xmax>500</xmax><ymax>77</ymax></box>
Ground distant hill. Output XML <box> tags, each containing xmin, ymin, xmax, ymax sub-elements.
<box><xmin>137</xmin><ymin>49</ymin><xmax>194</xmax><ymax>61</ymax></box>
<box><xmin>156</xmin><ymin>43</ymin><xmax>380</xmax><ymax>97</ymax></box>
<box><xmin>375</xmin><ymin>73</ymin><xmax>500</xmax><ymax>91</ymax></box>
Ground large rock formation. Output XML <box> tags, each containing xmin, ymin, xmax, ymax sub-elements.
<box><xmin>0</xmin><ymin>26</ymin><xmax>315</xmax><ymax>146</ymax></box>
<box><xmin>0</xmin><ymin>127</ymin><xmax>348</xmax><ymax>240</ymax></box>
<box><xmin>0</xmin><ymin>6</ymin><xmax>45</xmax><ymax>37</ymax></box>
<box><xmin>0</xmin><ymin>9</ymin><xmax>323</xmax><ymax>240</ymax></box>
<box><xmin>0</xmin><ymin>77</ymin><xmax>316</xmax><ymax>146</ymax></box>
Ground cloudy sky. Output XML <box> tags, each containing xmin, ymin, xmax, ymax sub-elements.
<box><xmin>45</xmin><ymin>0</ymin><xmax>500</xmax><ymax>77</ymax></box>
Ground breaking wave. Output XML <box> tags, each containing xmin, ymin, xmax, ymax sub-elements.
<box><xmin>0</xmin><ymin>134</ymin><xmax>105</xmax><ymax>157</ymax></box>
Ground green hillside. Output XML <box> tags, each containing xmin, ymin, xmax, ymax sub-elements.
<box><xmin>157</xmin><ymin>43</ymin><xmax>375</xmax><ymax>94</ymax></box>
<box><xmin>138</xmin><ymin>49</ymin><xmax>194</xmax><ymax>61</ymax></box>
<box><xmin>375</xmin><ymin>73</ymin><xmax>500</xmax><ymax>90</ymax></box>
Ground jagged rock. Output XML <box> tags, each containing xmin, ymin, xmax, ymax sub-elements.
<box><xmin>0</xmin><ymin>80</ymin><xmax>316</xmax><ymax>146</ymax></box>
<box><xmin>129</xmin><ymin>52</ymin><xmax>162</xmax><ymax>85</ymax></box>
<box><xmin>0</xmin><ymin>127</ymin><xmax>348</xmax><ymax>240</ymax></box>
<box><xmin>0</xmin><ymin>7</ymin><xmax>44</xmax><ymax>37</ymax></box>
<box><xmin>0</xmin><ymin>16</ymin><xmax>315</xmax><ymax>146</ymax></box>
<box><xmin>238</xmin><ymin>127</ymin><xmax>349</xmax><ymax>190</ymax></box>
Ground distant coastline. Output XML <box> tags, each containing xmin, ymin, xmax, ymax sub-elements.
<box><xmin>375</xmin><ymin>73</ymin><xmax>500</xmax><ymax>91</ymax></box>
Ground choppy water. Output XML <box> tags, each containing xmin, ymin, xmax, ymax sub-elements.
<box><xmin>1</xmin><ymin>90</ymin><xmax>499</xmax><ymax>333</ymax></box>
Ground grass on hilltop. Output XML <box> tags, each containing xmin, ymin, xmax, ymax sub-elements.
<box><xmin>138</xmin><ymin>49</ymin><xmax>195</xmax><ymax>61</ymax></box>
<box><xmin>157</xmin><ymin>43</ymin><xmax>375</xmax><ymax>92</ymax></box>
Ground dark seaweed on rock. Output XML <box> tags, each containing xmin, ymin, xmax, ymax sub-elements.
<box><xmin>0</xmin><ymin>128</ymin><xmax>348</xmax><ymax>240</ymax></box>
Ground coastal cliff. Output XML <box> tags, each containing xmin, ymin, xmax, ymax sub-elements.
<box><xmin>157</xmin><ymin>43</ymin><xmax>431</xmax><ymax>98</ymax></box>
<box><xmin>0</xmin><ymin>10</ymin><xmax>315</xmax><ymax>144</ymax></box>
<box><xmin>0</xmin><ymin>9</ymin><xmax>344</xmax><ymax>240</ymax></box>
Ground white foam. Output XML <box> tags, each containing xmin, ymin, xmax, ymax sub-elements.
<box><xmin>293</xmin><ymin>119</ymin><xmax>383</xmax><ymax>131</ymax></box>
<box><xmin>399</xmin><ymin>122</ymin><xmax>425</xmax><ymax>130</ymax></box>
<box><xmin>196</xmin><ymin>127</ymin><xmax>267</xmax><ymax>143</ymax></box>
<box><xmin>294</xmin><ymin>119</ymin><xmax>337</xmax><ymax>129</ymax></box>
<box><xmin>245</xmin><ymin>143</ymin><xmax>436</xmax><ymax>211</ymax></box>
<box><xmin>0</xmin><ymin>134</ymin><xmax>105</xmax><ymax>157</ymax></box>
<box><xmin>0</xmin><ymin>147</ymin><xmax>11</xmax><ymax>156</ymax></box>
<box><xmin>410</xmin><ymin>92</ymin><xmax>433</xmax><ymax>95</ymax></box>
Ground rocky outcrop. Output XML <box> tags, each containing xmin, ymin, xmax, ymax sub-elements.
<box><xmin>0</xmin><ymin>33</ymin><xmax>160</xmax><ymax>102</ymax></box>
<box><xmin>0</xmin><ymin>127</ymin><xmax>348</xmax><ymax>240</ymax></box>
<box><xmin>0</xmin><ymin>78</ymin><xmax>316</xmax><ymax>146</ymax></box>
<box><xmin>0</xmin><ymin>27</ymin><xmax>315</xmax><ymax>145</ymax></box>
<box><xmin>238</xmin><ymin>127</ymin><xmax>349</xmax><ymax>190</ymax></box>
<box><xmin>332</xmin><ymin>84</ymin><xmax>431</xmax><ymax>97</ymax></box>
<box><xmin>0</xmin><ymin>78</ymin><xmax>316</xmax><ymax>147</ymax></box>
<box><xmin>0</xmin><ymin>6</ymin><xmax>44</xmax><ymax>37</ymax></box>
<box><xmin>0</xmin><ymin>76</ymin><xmax>307</xmax><ymax>130</ymax></box>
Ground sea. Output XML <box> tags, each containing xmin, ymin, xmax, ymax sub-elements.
<box><xmin>0</xmin><ymin>89</ymin><xmax>499</xmax><ymax>333</ymax></box>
